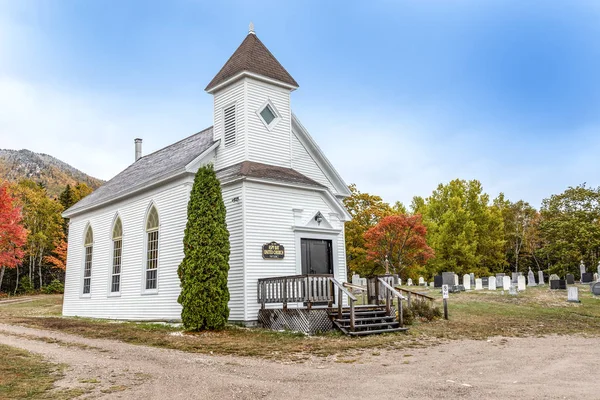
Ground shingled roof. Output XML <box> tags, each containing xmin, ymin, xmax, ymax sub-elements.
<box><xmin>217</xmin><ymin>161</ymin><xmax>325</xmax><ymax>188</ymax></box>
<box><xmin>205</xmin><ymin>33</ymin><xmax>298</xmax><ymax>91</ymax></box>
<box><xmin>63</xmin><ymin>127</ymin><xmax>215</xmax><ymax>216</ymax></box>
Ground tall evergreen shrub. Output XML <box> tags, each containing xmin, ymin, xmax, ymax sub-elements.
<box><xmin>178</xmin><ymin>164</ymin><xmax>230</xmax><ymax>330</ymax></box>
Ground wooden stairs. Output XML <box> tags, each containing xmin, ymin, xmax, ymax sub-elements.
<box><xmin>329</xmin><ymin>304</ymin><xmax>408</xmax><ymax>336</ymax></box>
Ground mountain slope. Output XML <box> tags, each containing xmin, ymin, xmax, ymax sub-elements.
<box><xmin>0</xmin><ymin>149</ymin><xmax>104</xmax><ymax>197</ymax></box>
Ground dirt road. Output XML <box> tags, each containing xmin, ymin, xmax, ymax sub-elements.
<box><xmin>0</xmin><ymin>323</ymin><xmax>598</xmax><ymax>399</ymax></box>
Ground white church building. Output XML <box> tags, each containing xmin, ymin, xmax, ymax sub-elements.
<box><xmin>62</xmin><ymin>27</ymin><xmax>352</xmax><ymax>325</ymax></box>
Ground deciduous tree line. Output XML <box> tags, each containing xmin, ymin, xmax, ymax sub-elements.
<box><xmin>0</xmin><ymin>180</ymin><xmax>92</xmax><ymax>294</ymax></box>
<box><xmin>345</xmin><ymin>180</ymin><xmax>600</xmax><ymax>280</ymax></box>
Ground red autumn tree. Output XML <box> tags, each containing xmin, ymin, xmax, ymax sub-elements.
<box><xmin>44</xmin><ymin>232</ymin><xmax>68</xmax><ymax>271</ymax></box>
<box><xmin>363</xmin><ymin>214</ymin><xmax>434</xmax><ymax>278</ymax></box>
<box><xmin>0</xmin><ymin>182</ymin><xmax>28</xmax><ymax>291</ymax></box>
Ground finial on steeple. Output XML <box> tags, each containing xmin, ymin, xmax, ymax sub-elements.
<box><xmin>249</xmin><ymin>21</ymin><xmax>255</xmax><ymax>35</ymax></box>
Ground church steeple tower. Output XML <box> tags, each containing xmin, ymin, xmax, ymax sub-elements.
<box><xmin>207</xmin><ymin>27</ymin><xmax>298</xmax><ymax>170</ymax></box>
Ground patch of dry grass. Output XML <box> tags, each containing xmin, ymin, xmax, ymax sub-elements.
<box><xmin>0</xmin><ymin>344</ymin><xmax>85</xmax><ymax>400</ymax></box>
<box><xmin>1</xmin><ymin>289</ymin><xmax>599</xmax><ymax>361</ymax></box>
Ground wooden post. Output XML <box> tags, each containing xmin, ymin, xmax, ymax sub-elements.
<box><xmin>398</xmin><ymin>296</ymin><xmax>403</xmax><ymax>327</ymax></box>
<box><xmin>407</xmin><ymin>291</ymin><xmax>412</xmax><ymax>308</ymax></box>
<box><xmin>443</xmin><ymin>298</ymin><xmax>448</xmax><ymax>320</ymax></box>
<box><xmin>306</xmin><ymin>276</ymin><xmax>312</xmax><ymax>310</ymax></box>
<box><xmin>385</xmin><ymin>288</ymin><xmax>391</xmax><ymax>316</ymax></box>
<box><xmin>261</xmin><ymin>281</ymin><xmax>266</xmax><ymax>310</ymax></box>
<box><xmin>338</xmin><ymin>287</ymin><xmax>343</xmax><ymax>319</ymax></box>
<box><xmin>349</xmin><ymin>299</ymin><xmax>355</xmax><ymax>331</ymax></box>
<box><xmin>282</xmin><ymin>277</ymin><xmax>288</xmax><ymax>310</ymax></box>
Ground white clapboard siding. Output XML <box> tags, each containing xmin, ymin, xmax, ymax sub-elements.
<box><xmin>213</xmin><ymin>80</ymin><xmax>246</xmax><ymax>171</ymax></box>
<box><xmin>242</xmin><ymin>181</ymin><xmax>347</xmax><ymax>321</ymax></box>
<box><xmin>291</xmin><ymin>132</ymin><xmax>336</xmax><ymax>192</ymax></box>
<box><xmin>221</xmin><ymin>183</ymin><xmax>245</xmax><ymax>321</ymax></box>
<box><xmin>245</xmin><ymin>79</ymin><xmax>292</xmax><ymax>168</ymax></box>
<box><xmin>63</xmin><ymin>177</ymin><xmax>246</xmax><ymax>321</ymax></box>
<box><xmin>63</xmin><ymin>178</ymin><xmax>191</xmax><ymax>320</ymax></box>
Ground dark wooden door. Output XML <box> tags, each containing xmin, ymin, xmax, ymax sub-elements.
<box><xmin>301</xmin><ymin>239</ymin><xmax>333</xmax><ymax>275</ymax></box>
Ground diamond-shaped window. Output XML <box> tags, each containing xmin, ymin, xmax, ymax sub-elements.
<box><xmin>260</xmin><ymin>104</ymin><xmax>277</xmax><ymax>126</ymax></box>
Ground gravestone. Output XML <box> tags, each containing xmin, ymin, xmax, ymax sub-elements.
<box><xmin>579</xmin><ymin>260</ymin><xmax>586</xmax><ymax>279</ymax></box>
<box><xmin>454</xmin><ymin>274</ymin><xmax>460</xmax><ymax>286</ymax></box>
<box><xmin>509</xmin><ymin>284</ymin><xmax>518</xmax><ymax>295</ymax></box>
<box><xmin>566</xmin><ymin>274</ymin><xmax>575</xmax><ymax>285</ymax></box>
<box><xmin>517</xmin><ymin>276</ymin><xmax>526</xmax><ymax>291</ymax></box>
<box><xmin>597</xmin><ymin>261</ymin><xmax>600</xmax><ymax>277</ymax></box>
<box><xmin>591</xmin><ymin>282</ymin><xmax>600</xmax><ymax>296</ymax></box>
<box><xmin>392</xmin><ymin>274</ymin><xmax>400</xmax><ymax>285</ymax></box>
<box><xmin>434</xmin><ymin>275</ymin><xmax>443</xmax><ymax>288</ymax></box>
<box><xmin>482</xmin><ymin>277</ymin><xmax>489</xmax><ymax>287</ymax></box>
<box><xmin>538</xmin><ymin>270</ymin><xmax>545</xmax><ymax>285</ymax></box>
<box><xmin>418</xmin><ymin>276</ymin><xmax>426</xmax><ymax>286</ymax></box>
<box><xmin>463</xmin><ymin>274</ymin><xmax>471</xmax><ymax>290</ymax></box>
<box><xmin>567</xmin><ymin>287</ymin><xmax>580</xmax><ymax>303</ymax></box>
<box><xmin>407</xmin><ymin>278</ymin><xmax>413</xmax><ymax>286</ymax></box>
<box><xmin>475</xmin><ymin>278</ymin><xmax>483</xmax><ymax>290</ymax></box>
<box><xmin>442</xmin><ymin>272</ymin><xmax>455</xmax><ymax>287</ymax></box>
<box><xmin>502</xmin><ymin>276</ymin><xmax>511</xmax><ymax>290</ymax></box>
<box><xmin>488</xmin><ymin>276</ymin><xmax>497</xmax><ymax>290</ymax></box>
<box><xmin>527</xmin><ymin>269</ymin><xmax>537</xmax><ymax>286</ymax></box>
<box><xmin>559</xmin><ymin>279</ymin><xmax>567</xmax><ymax>290</ymax></box>
<box><xmin>550</xmin><ymin>280</ymin><xmax>560</xmax><ymax>290</ymax></box>
<box><xmin>470</xmin><ymin>273</ymin><xmax>475</xmax><ymax>287</ymax></box>
<box><xmin>581</xmin><ymin>272</ymin><xmax>593</xmax><ymax>284</ymax></box>
<box><xmin>352</xmin><ymin>274</ymin><xmax>361</xmax><ymax>286</ymax></box>
<box><xmin>361</xmin><ymin>277</ymin><xmax>368</xmax><ymax>286</ymax></box>
<box><xmin>594</xmin><ymin>273</ymin><xmax>599</xmax><ymax>282</ymax></box>
<box><xmin>496</xmin><ymin>273</ymin><xmax>505</xmax><ymax>286</ymax></box>
<box><xmin>549</xmin><ymin>274</ymin><xmax>560</xmax><ymax>282</ymax></box>
<box><xmin>430</xmin><ymin>282</ymin><xmax>435</xmax><ymax>287</ymax></box>
<box><xmin>512</xmin><ymin>272</ymin><xmax>519</xmax><ymax>284</ymax></box>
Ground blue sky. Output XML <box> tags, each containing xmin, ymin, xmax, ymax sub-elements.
<box><xmin>1</xmin><ymin>1</ymin><xmax>599</xmax><ymax>208</ymax></box>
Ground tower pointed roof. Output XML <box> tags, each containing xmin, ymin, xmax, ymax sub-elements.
<box><xmin>205</xmin><ymin>32</ymin><xmax>298</xmax><ymax>92</ymax></box>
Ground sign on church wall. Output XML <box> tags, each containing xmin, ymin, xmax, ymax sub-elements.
<box><xmin>262</xmin><ymin>241</ymin><xmax>285</xmax><ymax>259</ymax></box>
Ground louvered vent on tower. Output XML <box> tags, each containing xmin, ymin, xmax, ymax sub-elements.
<box><xmin>223</xmin><ymin>104</ymin><xmax>236</xmax><ymax>147</ymax></box>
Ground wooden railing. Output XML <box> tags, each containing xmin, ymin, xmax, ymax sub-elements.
<box><xmin>257</xmin><ymin>275</ymin><xmax>359</xmax><ymax>332</ymax></box>
<box><xmin>378</xmin><ymin>277</ymin><xmax>407</xmax><ymax>327</ymax></box>
<box><xmin>257</xmin><ymin>274</ymin><xmax>334</xmax><ymax>310</ymax></box>
<box><xmin>393</xmin><ymin>287</ymin><xmax>435</xmax><ymax>308</ymax></box>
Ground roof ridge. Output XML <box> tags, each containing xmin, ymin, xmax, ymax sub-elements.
<box><xmin>137</xmin><ymin>126</ymin><xmax>213</xmax><ymax>161</ymax></box>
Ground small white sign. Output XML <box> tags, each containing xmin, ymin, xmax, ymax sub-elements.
<box><xmin>442</xmin><ymin>284</ymin><xmax>449</xmax><ymax>299</ymax></box>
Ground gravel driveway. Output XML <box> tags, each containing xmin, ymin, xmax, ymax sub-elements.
<box><xmin>0</xmin><ymin>323</ymin><xmax>598</xmax><ymax>399</ymax></box>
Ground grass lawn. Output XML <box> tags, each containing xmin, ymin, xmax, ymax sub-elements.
<box><xmin>1</xmin><ymin>286</ymin><xmax>599</xmax><ymax>361</ymax></box>
<box><xmin>0</xmin><ymin>344</ymin><xmax>84</xmax><ymax>400</ymax></box>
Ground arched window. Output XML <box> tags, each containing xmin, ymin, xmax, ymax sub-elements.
<box><xmin>145</xmin><ymin>206</ymin><xmax>159</xmax><ymax>290</ymax></box>
<box><xmin>83</xmin><ymin>225</ymin><xmax>93</xmax><ymax>295</ymax></box>
<box><xmin>111</xmin><ymin>217</ymin><xmax>123</xmax><ymax>293</ymax></box>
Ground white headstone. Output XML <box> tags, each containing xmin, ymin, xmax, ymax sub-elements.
<box><xmin>597</xmin><ymin>261</ymin><xmax>600</xmax><ymax>277</ymax></box>
<box><xmin>454</xmin><ymin>274</ymin><xmax>459</xmax><ymax>286</ymax></box>
<box><xmin>580</xmin><ymin>260</ymin><xmax>586</xmax><ymax>277</ymax></box>
<box><xmin>509</xmin><ymin>284</ymin><xmax>518</xmax><ymax>295</ymax></box>
<box><xmin>538</xmin><ymin>270</ymin><xmax>545</xmax><ymax>285</ymax></box>
<box><xmin>463</xmin><ymin>274</ymin><xmax>471</xmax><ymax>290</ymax></box>
<box><xmin>397</xmin><ymin>278</ymin><xmax>401</xmax><ymax>286</ymax></box>
<box><xmin>527</xmin><ymin>269</ymin><xmax>537</xmax><ymax>286</ymax></box>
<box><xmin>550</xmin><ymin>274</ymin><xmax>560</xmax><ymax>281</ymax></box>
<box><xmin>488</xmin><ymin>276</ymin><xmax>497</xmax><ymax>290</ymax></box>
<box><xmin>567</xmin><ymin>286</ymin><xmax>580</xmax><ymax>303</ymax></box>
<box><xmin>502</xmin><ymin>276</ymin><xmax>511</xmax><ymax>290</ymax></box>
<box><xmin>430</xmin><ymin>282</ymin><xmax>435</xmax><ymax>287</ymax></box>
<box><xmin>407</xmin><ymin>278</ymin><xmax>413</xmax><ymax>286</ymax></box>
<box><xmin>352</xmin><ymin>274</ymin><xmax>361</xmax><ymax>285</ymax></box>
<box><xmin>475</xmin><ymin>278</ymin><xmax>483</xmax><ymax>290</ymax></box>
<box><xmin>419</xmin><ymin>276</ymin><xmax>425</xmax><ymax>286</ymax></box>
<box><xmin>594</xmin><ymin>272</ymin><xmax>599</xmax><ymax>282</ymax></box>
<box><xmin>517</xmin><ymin>276</ymin><xmax>526</xmax><ymax>291</ymax></box>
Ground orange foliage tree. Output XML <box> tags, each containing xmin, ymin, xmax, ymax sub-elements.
<box><xmin>0</xmin><ymin>182</ymin><xmax>28</xmax><ymax>291</ymax></box>
<box><xmin>363</xmin><ymin>214</ymin><xmax>434</xmax><ymax>278</ymax></box>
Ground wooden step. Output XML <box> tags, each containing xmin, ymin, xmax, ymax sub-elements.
<box><xmin>347</xmin><ymin>327</ymin><xmax>409</xmax><ymax>336</ymax></box>
<box><xmin>333</xmin><ymin>310</ymin><xmax>388</xmax><ymax>316</ymax></box>
<box><xmin>335</xmin><ymin>316</ymin><xmax>396</xmax><ymax>323</ymax></box>
<box><xmin>337</xmin><ymin>321</ymin><xmax>400</xmax><ymax>330</ymax></box>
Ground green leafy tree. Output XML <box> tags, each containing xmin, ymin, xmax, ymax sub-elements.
<box><xmin>414</xmin><ymin>179</ymin><xmax>505</xmax><ymax>277</ymax></box>
<box><xmin>539</xmin><ymin>184</ymin><xmax>600</xmax><ymax>276</ymax></box>
<box><xmin>178</xmin><ymin>164</ymin><xmax>230</xmax><ymax>330</ymax></box>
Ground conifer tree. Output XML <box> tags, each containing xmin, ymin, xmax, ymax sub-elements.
<box><xmin>178</xmin><ymin>164</ymin><xmax>230</xmax><ymax>330</ymax></box>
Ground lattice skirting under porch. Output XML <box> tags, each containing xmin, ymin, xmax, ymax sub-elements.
<box><xmin>258</xmin><ymin>308</ymin><xmax>332</xmax><ymax>334</ymax></box>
